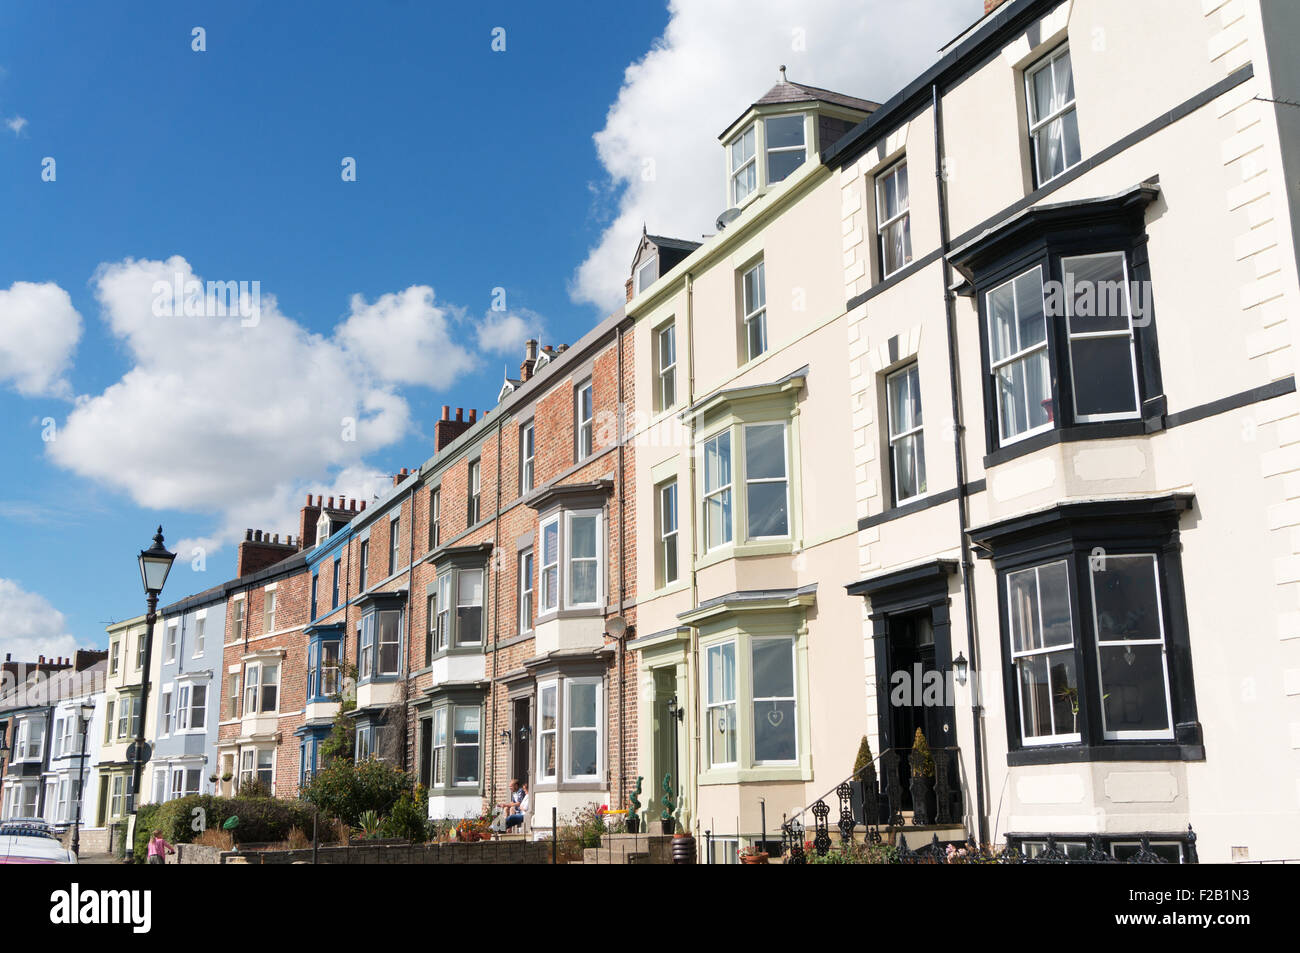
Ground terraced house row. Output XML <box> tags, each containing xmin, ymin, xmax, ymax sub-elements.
<box><xmin>8</xmin><ymin>0</ymin><xmax>1300</xmax><ymax>865</ymax></box>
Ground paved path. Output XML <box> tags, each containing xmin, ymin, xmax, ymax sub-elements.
<box><xmin>76</xmin><ymin>852</ymin><xmax>121</xmax><ymax>864</ymax></box>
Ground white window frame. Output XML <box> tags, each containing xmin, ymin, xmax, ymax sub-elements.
<box><xmin>160</xmin><ymin>688</ymin><xmax>174</xmax><ymax>736</ymax></box>
<box><xmin>520</xmin><ymin>422</ymin><xmax>535</xmax><ymax>493</ymax></box>
<box><xmin>109</xmin><ymin>640</ymin><xmax>120</xmax><ymax>675</ymax></box>
<box><xmin>875</xmin><ymin>159</ymin><xmax>912</xmax><ymax>279</ymax></box>
<box><xmin>741</xmin><ymin>261</ymin><xmax>767</xmax><ymax>362</ymax></box>
<box><xmin>1007</xmin><ymin>560</ymin><xmax>1080</xmax><ymax>746</ymax></box>
<box><xmin>750</xmin><ymin>636</ymin><xmax>798</xmax><ymax>766</ymax></box>
<box><xmin>540</xmin><ymin>516</ymin><xmax>560</xmax><ymax>613</ymax></box>
<box><xmin>435</xmin><ymin>573</ymin><xmax>452</xmax><ymax>653</ymax></box>
<box><xmin>518</xmin><ymin>549</ymin><xmax>534</xmax><ymax>635</ymax></box>
<box><xmin>563</xmin><ymin>509</ymin><xmax>603</xmax><ymax>609</ymax></box>
<box><xmin>576</xmin><ymin>380</ymin><xmax>594</xmax><ymax>460</ymax></box>
<box><xmin>729</xmin><ymin>124</ymin><xmax>757</xmax><ymax>205</ymax></box>
<box><xmin>742</xmin><ymin>422</ymin><xmax>790</xmax><ymax>541</ymax></box>
<box><xmin>429</xmin><ymin>488</ymin><xmax>442</xmax><ymax>548</ymax></box>
<box><xmin>431</xmin><ymin>707</ymin><xmax>447</xmax><ymax>787</ymax></box>
<box><xmin>165</xmin><ymin>622</ymin><xmax>178</xmax><ymax>663</ymax></box>
<box><xmin>702</xmin><ymin>430</ymin><xmax>733</xmax><ymax>551</ymax></box>
<box><xmin>1088</xmin><ymin>553</ymin><xmax>1175</xmax><ymax>742</ymax></box>
<box><xmin>656</xmin><ymin>322</ymin><xmax>677</xmax><ymax>412</ymax></box>
<box><xmin>764</xmin><ymin>113</ymin><xmax>806</xmax><ymax>184</ymax></box>
<box><xmin>389</xmin><ymin>515</ymin><xmax>402</xmax><ymax>573</ymax></box>
<box><xmin>244</xmin><ymin>661</ymin><xmax>279</xmax><ymax>715</ymax></box>
<box><xmin>886</xmin><ymin>363</ymin><xmax>927</xmax><ymax>505</ymax></box>
<box><xmin>1061</xmin><ymin>251</ymin><xmax>1141</xmax><ymax>424</ymax></box>
<box><xmin>455</xmin><ymin>570</ymin><xmax>484</xmax><ymax>647</ymax></box>
<box><xmin>563</xmin><ymin>677</ymin><xmax>603</xmax><ymax>783</ymax></box>
<box><xmin>263</xmin><ymin>587</ymin><xmax>278</xmax><ymax>633</ymax></box>
<box><xmin>537</xmin><ymin>682</ymin><xmax>558</xmax><ymax>782</ymax></box>
<box><xmin>635</xmin><ymin>255</ymin><xmax>658</xmax><ymax>295</ymax></box>
<box><xmin>986</xmin><ymin>265</ymin><xmax>1053</xmax><ymax>446</ymax></box>
<box><xmin>451</xmin><ymin>704</ymin><xmax>481</xmax><ymax>787</ymax></box>
<box><xmin>193</xmin><ymin>614</ymin><xmax>206</xmax><ymax>656</ymax></box>
<box><xmin>468</xmin><ymin>460</ymin><xmax>482</xmax><ymax>525</ymax></box>
<box><xmin>658</xmin><ymin>479</ymin><xmax>679</xmax><ymax>587</ymax></box>
<box><xmin>1026</xmin><ymin>45</ymin><xmax>1080</xmax><ymax>187</ymax></box>
<box><xmin>706</xmin><ymin>641</ymin><xmax>738</xmax><ymax>769</ymax></box>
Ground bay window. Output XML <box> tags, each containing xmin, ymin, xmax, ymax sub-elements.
<box><xmin>1026</xmin><ymin>45</ymin><xmax>1080</xmax><ymax>186</ymax></box>
<box><xmin>436</xmin><ymin>573</ymin><xmax>451</xmax><ymax>652</ymax></box>
<box><xmin>565</xmin><ymin>678</ymin><xmax>601</xmax><ymax>780</ymax></box>
<box><xmin>308</xmin><ymin>636</ymin><xmax>340</xmax><ymax>700</ymax></box>
<box><xmin>538</xmin><ymin>683</ymin><xmax>557</xmax><ymax>782</ymax></box>
<box><xmin>452</xmin><ymin>706</ymin><xmax>480</xmax><ymax>785</ymax></box>
<box><xmin>751</xmin><ymin>637</ymin><xmax>797</xmax><ymax>763</ymax></box>
<box><xmin>240</xmin><ymin>748</ymin><xmax>274</xmax><ymax>790</ymax></box>
<box><xmin>876</xmin><ymin>159</ymin><xmax>911</xmax><ymax>278</ymax></box>
<box><xmin>886</xmin><ymin>363</ymin><xmax>926</xmax><ymax>504</ymax></box>
<box><xmin>565</xmin><ymin>512</ymin><xmax>600</xmax><ymax>608</ymax></box>
<box><xmin>703</xmin><ymin>431</ymin><xmax>733</xmax><ymax>550</ymax></box>
<box><xmin>706</xmin><ymin>642</ymin><xmax>737</xmax><ymax>768</ymax></box>
<box><xmin>976</xmin><ymin>496</ymin><xmax>1201</xmax><ymax>764</ymax></box>
<box><xmin>541</xmin><ymin>517</ymin><xmax>559</xmax><ymax>612</ymax></box>
<box><xmin>432</xmin><ymin>708</ymin><xmax>447</xmax><ymax>786</ymax></box>
<box><xmin>701</xmin><ymin>419</ymin><xmax>793</xmax><ymax>552</ymax></box>
<box><xmin>456</xmin><ymin>569</ymin><xmax>484</xmax><ymax>645</ymax></box>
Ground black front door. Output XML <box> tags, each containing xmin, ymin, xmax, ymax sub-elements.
<box><xmin>512</xmin><ymin>698</ymin><xmax>530</xmax><ymax>788</ymax></box>
<box><xmin>884</xmin><ymin>610</ymin><xmax>948</xmax><ymax>807</ymax></box>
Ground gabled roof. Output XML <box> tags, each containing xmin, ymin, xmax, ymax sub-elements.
<box><xmin>645</xmin><ymin>234</ymin><xmax>703</xmax><ymax>254</ymax></box>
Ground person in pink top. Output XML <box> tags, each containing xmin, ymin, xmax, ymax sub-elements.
<box><xmin>147</xmin><ymin>830</ymin><xmax>176</xmax><ymax>865</ymax></box>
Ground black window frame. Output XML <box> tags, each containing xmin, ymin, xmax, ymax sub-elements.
<box><xmin>952</xmin><ymin>185</ymin><xmax>1167</xmax><ymax>468</ymax></box>
<box><xmin>972</xmin><ymin>496</ymin><xmax>1203</xmax><ymax>767</ymax></box>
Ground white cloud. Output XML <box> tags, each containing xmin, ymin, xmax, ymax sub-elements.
<box><xmin>5</xmin><ymin>115</ymin><xmax>27</xmax><ymax>135</ymax></box>
<box><xmin>0</xmin><ymin>281</ymin><xmax>82</xmax><ymax>397</ymax></box>
<box><xmin>0</xmin><ymin>579</ymin><xmax>79</xmax><ymax>665</ymax></box>
<box><xmin>476</xmin><ymin>306</ymin><xmax>542</xmax><ymax>358</ymax></box>
<box><xmin>570</xmin><ymin>0</ymin><xmax>974</xmax><ymax>312</ymax></box>
<box><xmin>40</xmin><ymin>257</ymin><xmax>521</xmax><ymax>554</ymax></box>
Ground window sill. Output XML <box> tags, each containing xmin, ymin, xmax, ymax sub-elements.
<box><xmin>983</xmin><ymin>419</ymin><xmax>1152</xmax><ymax>469</ymax></box>
<box><xmin>1006</xmin><ymin>742</ymin><xmax>1205</xmax><ymax>767</ymax></box>
<box><xmin>700</xmin><ymin>764</ymin><xmax>810</xmax><ymax>785</ymax></box>
<box><xmin>646</xmin><ymin>580</ymin><xmax>690</xmax><ymax>603</ymax></box>
<box><xmin>696</xmin><ymin>539</ymin><xmax>795</xmax><ymax>571</ymax></box>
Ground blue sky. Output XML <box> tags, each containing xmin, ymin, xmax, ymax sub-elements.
<box><xmin>0</xmin><ymin>0</ymin><xmax>971</xmax><ymax>658</ymax></box>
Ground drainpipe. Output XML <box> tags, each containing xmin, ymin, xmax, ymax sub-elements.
<box><xmin>404</xmin><ymin>480</ymin><xmax>416</xmax><ymax>772</ymax></box>
<box><xmin>932</xmin><ymin>82</ymin><xmax>989</xmax><ymax>845</ymax></box>
<box><xmin>616</xmin><ymin>319</ymin><xmax>627</xmax><ymax>809</ymax></box>
<box><xmin>684</xmin><ymin>270</ymin><xmax>701</xmax><ymax>831</ymax></box>
<box><xmin>489</xmin><ymin>410</ymin><xmax>504</xmax><ymax>805</ymax></box>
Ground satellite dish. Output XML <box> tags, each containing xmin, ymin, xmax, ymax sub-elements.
<box><xmin>715</xmin><ymin>207</ymin><xmax>742</xmax><ymax>230</ymax></box>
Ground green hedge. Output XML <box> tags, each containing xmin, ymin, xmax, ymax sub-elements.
<box><xmin>131</xmin><ymin>794</ymin><xmax>320</xmax><ymax>861</ymax></box>
<box><xmin>300</xmin><ymin>757</ymin><xmax>412</xmax><ymax>827</ymax></box>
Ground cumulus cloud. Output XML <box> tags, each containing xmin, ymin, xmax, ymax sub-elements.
<box><xmin>40</xmin><ymin>256</ymin><xmax>524</xmax><ymax>553</ymax></box>
<box><xmin>5</xmin><ymin>115</ymin><xmax>27</xmax><ymax>135</ymax></box>
<box><xmin>0</xmin><ymin>281</ymin><xmax>82</xmax><ymax>397</ymax></box>
<box><xmin>571</xmin><ymin>0</ymin><xmax>974</xmax><ymax>312</ymax></box>
<box><xmin>0</xmin><ymin>579</ymin><xmax>79</xmax><ymax>664</ymax></box>
<box><xmin>476</xmin><ymin>306</ymin><xmax>543</xmax><ymax>358</ymax></box>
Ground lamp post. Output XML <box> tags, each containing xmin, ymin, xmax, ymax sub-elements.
<box><xmin>72</xmin><ymin>700</ymin><xmax>94</xmax><ymax>857</ymax></box>
<box><xmin>125</xmin><ymin>526</ymin><xmax>175</xmax><ymax>862</ymax></box>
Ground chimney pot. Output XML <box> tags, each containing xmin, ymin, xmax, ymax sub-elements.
<box><xmin>272</xmin><ymin>533</ymin><xmax>279</xmax><ymax>544</ymax></box>
<box><xmin>456</xmin><ymin>407</ymin><xmax>464</xmax><ymax>422</ymax></box>
<box><xmin>441</xmin><ymin>405</ymin><xmax>450</xmax><ymax>421</ymax></box>
<box><xmin>316</xmin><ymin>495</ymin><xmax>323</xmax><ymax>506</ymax></box>
<box><xmin>39</xmin><ymin>655</ymin><xmax>45</xmax><ymax>664</ymax></box>
<box><xmin>245</xmin><ymin>529</ymin><xmax>252</xmax><ymax>541</ymax></box>
<box><xmin>469</xmin><ymin>409</ymin><xmax>477</xmax><ymax>423</ymax></box>
<box><xmin>305</xmin><ymin>493</ymin><xmax>312</xmax><ymax>505</ymax></box>
<box><xmin>525</xmin><ymin>339</ymin><xmax>538</xmax><ymax>360</ymax></box>
<box><xmin>255</xmin><ymin>530</ymin><xmax>263</xmax><ymax>542</ymax></box>
<box><xmin>360</xmin><ymin>501</ymin><xmax>366</xmax><ymax>511</ymax></box>
<box><xmin>327</xmin><ymin>496</ymin><xmax>334</xmax><ymax>508</ymax></box>
<box><xmin>350</xmin><ymin>500</ymin><xmax>357</xmax><ymax>511</ymax></box>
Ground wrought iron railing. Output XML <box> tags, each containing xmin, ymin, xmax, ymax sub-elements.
<box><xmin>780</xmin><ymin>746</ymin><xmax>966</xmax><ymax>863</ymax></box>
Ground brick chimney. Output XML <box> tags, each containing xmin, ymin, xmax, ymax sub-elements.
<box><xmin>236</xmin><ymin>528</ymin><xmax>297</xmax><ymax>577</ymax></box>
<box><xmin>434</xmin><ymin>405</ymin><xmax>474</xmax><ymax>451</ymax></box>
<box><xmin>298</xmin><ymin>493</ymin><xmax>357</xmax><ymax>549</ymax></box>
<box><xmin>625</xmin><ymin>277</ymin><xmax>635</xmax><ymax>303</ymax></box>
<box><xmin>520</xmin><ymin>339</ymin><xmax>538</xmax><ymax>382</ymax></box>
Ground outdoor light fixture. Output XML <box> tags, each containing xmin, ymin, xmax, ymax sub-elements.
<box><xmin>138</xmin><ymin>525</ymin><xmax>176</xmax><ymax>595</ymax></box>
<box><xmin>953</xmin><ymin>652</ymin><xmax>969</xmax><ymax>686</ymax></box>
<box><xmin>126</xmin><ymin>525</ymin><xmax>175</xmax><ymax>862</ymax></box>
<box><xmin>500</xmin><ymin>729</ymin><xmax>511</xmax><ymax>745</ymax></box>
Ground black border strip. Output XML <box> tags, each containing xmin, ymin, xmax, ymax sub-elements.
<box><xmin>1166</xmin><ymin>375</ymin><xmax>1296</xmax><ymax>429</ymax></box>
<box><xmin>858</xmin><ymin>478</ymin><xmax>987</xmax><ymax>531</ymax></box>
<box><xmin>846</xmin><ymin>248</ymin><xmax>943</xmax><ymax>312</ymax></box>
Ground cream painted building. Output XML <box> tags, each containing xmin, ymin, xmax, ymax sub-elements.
<box><xmin>831</xmin><ymin>0</ymin><xmax>1300</xmax><ymax>862</ymax></box>
<box><xmin>97</xmin><ymin>615</ymin><xmax>149</xmax><ymax>841</ymax></box>
<box><xmin>626</xmin><ymin>75</ymin><xmax>879</xmax><ymax>861</ymax></box>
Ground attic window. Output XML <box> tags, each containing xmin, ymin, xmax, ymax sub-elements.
<box><xmin>316</xmin><ymin>511</ymin><xmax>333</xmax><ymax>546</ymax></box>
<box><xmin>635</xmin><ymin>256</ymin><xmax>658</xmax><ymax>295</ymax></box>
<box><xmin>765</xmin><ymin>114</ymin><xmax>805</xmax><ymax>183</ymax></box>
<box><xmin>730</xmin><ymin>126</ymin><xmax>757</xmax><ymax>205</ymax></box>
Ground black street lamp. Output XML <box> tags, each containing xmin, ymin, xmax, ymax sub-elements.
<box><xmin>125</xmin><ymin>526</ymin><xmax>174</xmax><ymax>862</ymax></box>
<box><xmin>72</xmin><ymin>700</ymin><xmax>94</xmax><ymax>857</ymax></box>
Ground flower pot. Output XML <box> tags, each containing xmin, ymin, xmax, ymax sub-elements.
<box><xmin>626</xmin><ymin>815</ymin><xmax>640</xmax><ymax>834</ymax></box>
<box><xmin>671</xmin><ymin>833</ymin><xmax>696</xmax><ymax>865</ymax></box>
<box><xmin>740</xmin><ymin>852</ymin><xmax>769</xmax><ymax>865</ymax></box>
<box><xmin>661</xmin><ymin>816</ymin><xmax>675</xmax><ymax>836</ymax></box>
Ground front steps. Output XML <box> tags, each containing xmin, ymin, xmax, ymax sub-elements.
<box><xmin>582</xmin><ymin>832</ymin><xmax>675</xmax><ymax>865</ymax></box>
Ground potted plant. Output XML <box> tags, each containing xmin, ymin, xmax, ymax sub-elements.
<box><xmin>909</xmin><ymin>728</ymin><xmax>936</xmax><ymax>825</ymax></box>
<box><xmin>849</xmin><ymin>735</ymin><xmax>886</xmax><ymax>825</ymax></box>
<box><xmin>739</xmin><ymin>845</ymin><xmax>769</xmax><ymax>865</ymax></box>
<box><xmin>208</xmin><ymin>773</ymin><xmax>219</xmax><ymax>785</ymax></box>
<box><xmin>660</xmin><ymin>772</ymin><xmax>675</xmax><ymax>835</ymax></box>
<box><xmin>626</xmin><ymin>777</ymin><xmax>642</xmax><ymax>834</ymax></box>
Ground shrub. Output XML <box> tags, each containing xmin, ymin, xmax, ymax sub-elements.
<box><xmin>193</xmin><ymin>828</ymin><xmax>233</xmax><ymax>849</ymax></box>
<box><xmin>238</xmin><ymin>778</ymin><xmax>272</xmax><ymax>799</ymax></box>
<box><xmin>130</xmin><ymin>803</ymin><xmax>163</xmax><ymax>863</ymax></box>
<box><xmin>853</xmin><ymin>735</ymin><xmax>877</xmax><ymax>785</ymax></box>
<box><xmin>142</xmin><ymin>794</ymin><xmax>318</xmax><ymax>849</ymax></box>
<box><xmin>911</xmin><ymin>728</ymin><xmax>934</xmax><ymax>779</ymax></box>
<box><xmin>300</xmin><ymin>757</ymin><xmax>412</xmax><ymax>827</ymax></box>
<box><xmin>382</xmin><ymin>785</ymin><xmax>429</xmax><ymax>841</ymax></box>
<box><xmin>286</xmin><ymin>826</ymin><xmax>311</xmax><ymax>850</ymax></box>
<box><xmin>554</xmin><ymin>803</ymin><xmax>607</xmax><ymax>862</ymax></box>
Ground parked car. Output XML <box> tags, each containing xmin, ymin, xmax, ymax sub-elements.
<box><xmin>0</xmin><ymin>819</ymin><xmax>77</xmax><ymax>864</ymax></box>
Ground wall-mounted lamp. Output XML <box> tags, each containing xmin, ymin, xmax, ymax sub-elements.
<box><xmin>953</xmin><ymin>652</ymin><xmax>969</xmax><ymax>686</ymax></box>
<box><xmin>500</xmin><ymin>729</ymin><xmax>511</xmax><ymax>745</ymax></box>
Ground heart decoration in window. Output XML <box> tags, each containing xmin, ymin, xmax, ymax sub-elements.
<box><xmin>766</xmin><ymin>709</ymin><xmax>784</xmax><ymax>728</ymax></box>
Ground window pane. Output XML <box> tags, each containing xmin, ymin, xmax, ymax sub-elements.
<box><xmin>1018</xmin><ymin>651</ymin><xmax>1078</xmax><ymax>739</ymax></box>
<box><xmin>1093</xmin><ymin>556</ymin><xmax>1161</xmax><ymax>642</ymax></box>
<box><xmin>706</xmin><ymin>490</ymin><xmax>732</xmax><ymax>549</ymax></box>
<box><xmin>569</xmin><ymin>681</ymin><xmax>597</xmax><ymax>727</ymax></box>
<box><xmin>711</xmin><ymin>703</ymin><xmax>737</xmax><ymax>766</ymax></box>
<box><xmin>1063</xmin><ymin>254</ymin><xmax>1131</xmax><ymax>333</ymax></box>
<box><xmin>765</xmin><ymin>114</ymin><xmax>803</xmax><ymax>149</ymax></box>
<box><xmin>708</xmin><ymin>643</ymin><xmax>735</xmax><ymax>704</ymax></box>
<box><xmin>570</xmin><ymin>562</ymin><xmax>597</xmax><ymax>605</ymax></box>
<box><xmin>1070</xmin><ymin>337</ymin><xmax>1138</xmax><ymax>417</ymax></box>
<box><xmin>746</xmin><ymin>483</ymin><xmax>788</xmax><ymax>538</ymax></box>
<box><xmin>704</xmin><ymin>431</ymin><xmax>731</xmax><ymax>492</ymax></box>
<box><xmin>746</xmin><ymin>312</ymin><xmax>766</xmax><ymax>359</ymax></box>
<box><xmin>996</xmin><ymin>350</ymin><xmax>1051</xmax><ymax>438</ymax></box>
<box><xmin>1098</xmin><ymin>645</ymin><xmax>1170</xmax><ymax>733</ymax></box>
<box><xmin>881</xmin><ymin>217</ymin><xmax>911</xmax><ymax>275</ymax></box>
<box><xmin>542</xmin><ymin>520</ymin><xmax>558</xmax><ymax>564</ymax></box>
<box><xmin>569</xmin><ymin>516</ymin><xmax>597</xmax><ymax>559</ymax></box>
<box><xmin>745</xmin><ymin>424</ymin><xmax>786</xmax><ymax>481</ymax></box>
<box><xmin>888</xmin><ymin>366</ymin><xmax>921</xmax><ymax>436</ymax></box>
<box><xmin>569</xmin><ymin>730</ymin><xmax>597</xmax><ymax>778</ymax></box>
<box><xmin>453</xmin><ymin>708</ymin><xmax>480</xmax><ymax>783</ymax></box>
<box><xmin>894</xmin><ymin>433</ymin><xmax>925</xmax><ymax>501</ymax></box>
<box><xmin>752</xmin><ymin>639</ymin><xmax>793</xmax><ymax>698</ymax></box>
<box><xmin>753</xmin><ymin>699</ymin><xmax>796</xmax><ymax>762</ymax></box>
<box><xmin>767</xmin><ymin>148</ymin><xmax>805</xmax><ymax>183</ymax></box>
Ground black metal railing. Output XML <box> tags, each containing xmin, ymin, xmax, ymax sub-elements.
<box><xmin>780</xmin><ymin>746</ymin><xmax>966</xmax><ymax>863</ymax></box>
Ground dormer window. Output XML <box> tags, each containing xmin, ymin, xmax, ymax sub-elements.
<box><xmin>316</xmin><ymin>511</ymin><xmax>332</xmax><ymax>546</ymax></box>
<box><xmin>730</xmin><ymin>126</ymin><xmax>757</xmax><ymax>205</ymax></box>
<box><xmin>764</xmin><ymin>114</ymin><xmax>805</xmax><ymax>183</ymax></box>
<box><xmin>634</xmin><ymin>256</ymin><xmax>658</xmax><ymax>295</ymax></box>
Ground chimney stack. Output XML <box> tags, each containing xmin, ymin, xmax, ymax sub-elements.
<box><xmin>236</xmin><ymin>527</ymin><xmax>298</xmax><ymax>577</ymax></box>
<box><xmin>625</xmin><ymin>277</ymin><xmax>635</xmax><ymax>303</ymax></box>
<box><xmin>435</xmin><ymin>403</ymin><xmax>475</xmax><ymax>451</ymax></box>
<box><xmin>520</xmin><ymin>339</ymin><xmax>538</xmax><ymax>382</ymax></box>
